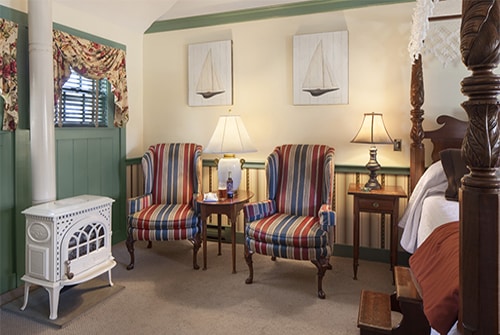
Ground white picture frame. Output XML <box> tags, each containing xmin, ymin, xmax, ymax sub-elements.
<box><xmin>293</xmin><ymin>31</ymin><xmax>348</xmax><ymax>105</ymax></box>
<box><xmin>188</xmin><ymin>40</ymin><xmax>233</xmax><ymax>106</ymax></box>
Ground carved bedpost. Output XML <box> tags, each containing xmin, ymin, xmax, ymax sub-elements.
<box><xmin>410</xmin><ymin>54</ymin><xmax>425</xmax><ymax>192</ymax></box>
<box><xmin>459</xmin><ymin>1</ymin><xmax>500</xmax><ymax>334</ymax></box>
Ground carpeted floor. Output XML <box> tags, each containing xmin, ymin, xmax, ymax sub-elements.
<box><xmin>2</xmin><ymin>278</ymin><xmax>124</xmax><ymax>328</ymax></box>
<box><xmin>0</xmin><ymin>240</ymin><xmax>394</xmax><ymax>335</ymax></box>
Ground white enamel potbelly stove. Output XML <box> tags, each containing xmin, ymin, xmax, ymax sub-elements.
<box><xmin>20</xmin><ymin>195</ymin><xmax>116</xmax><ymax>320</ymax></box>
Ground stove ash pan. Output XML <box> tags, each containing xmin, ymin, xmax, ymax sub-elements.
<box><xmin>20</xmin><ymin>195</ymin><xmax>116</xmax><ymax>320</ymax></box>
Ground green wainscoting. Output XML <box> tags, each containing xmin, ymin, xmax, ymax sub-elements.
<box><xmin>55</xmin><ymin>128</ymin><xmax>127</xmax><ymax>244</ymax></box>
<box><xmin>0</xmin><ymin>130</ymin><xmax>30</xmax><ymax>294</ymax></box>
<box><xmin>0</xmin><ymin>131</ymin><xmax>16</xmax><ymax>293</ymax></box>
<box><xmin>0</xmin><ymin>127</ymin><xmax>127</xmax><ymax>296</ymax></box>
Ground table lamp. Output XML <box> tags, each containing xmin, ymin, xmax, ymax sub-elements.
<box><xmin>351</xmin><ymin>112</ymin><xmax>393</xmax><ymax>190</ymax></box>
<box><xmin>204</xmin><ymin>114</ymin><xmax>256</xmax><ymax>194</ymax></box>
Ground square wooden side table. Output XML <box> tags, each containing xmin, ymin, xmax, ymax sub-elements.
<box><xmin>348</xmin><ymin>183</ymin><xmax>407</xmax><ymax>280</ymax></box>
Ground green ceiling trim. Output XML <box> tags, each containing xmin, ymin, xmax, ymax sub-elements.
<box><xmin>146</xmin><ymin>0</ymin><xmax>414</xmax><ymax>34</ymax></box>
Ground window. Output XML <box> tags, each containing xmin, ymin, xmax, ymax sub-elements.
<box><xmin>55</xmin><ymin>68</ymin><xmax>112</xmax><ymax>127</ymax></box>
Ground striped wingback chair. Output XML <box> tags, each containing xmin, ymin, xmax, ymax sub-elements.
<box><xmin>126</xmin><ymin>143</ymin><xmax>203</xmax><ymax>270</ymax></box>
<box><xmin>243</xmin><ymin>144</ymin><xmax>335</xmax><ymax>298</ymax></box>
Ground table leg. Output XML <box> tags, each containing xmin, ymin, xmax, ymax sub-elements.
<box><xmin>353</xmin><ymin>210</ymin><xmax>359</xmax><ymax>280</ymax></box>
<box><xmin>391</xmin><ymin>204</ymin><xmax>399</xmax><ymax>271</ymax></box>
<box><xmin>217</xmin><ymin>214</ymin><xmax>222</xmax><ymax>256</ymax></box>
<box><xmin>203</xmin><ymin>216</ymin><xmax>207</xmax><ymax>271</ymax></box>
<box><xmin>231</xmin><ymin>214</ymin><xmax>237</xmax><ymax>274</ymax></box>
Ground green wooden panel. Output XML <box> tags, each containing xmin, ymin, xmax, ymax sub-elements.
<box><xmin>0</xmin><ymin>132</ymin><xmax>16</xmax><ymax>293</ymax></box>
<box><xmin>56</xmin><ymin>139</ymin><xmax>76</xmax><ymax>196</ymax></box>
<box><xmin>14</xmin><ymin>130</ymin><xmax>31</xmax><ymax>289</ymax></box>
<box><xmin>55</xmin><ymin>128</ymin><xmax>126</xmax><ymax>244</ymax></box>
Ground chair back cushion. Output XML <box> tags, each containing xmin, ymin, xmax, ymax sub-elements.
<box><xmin>269</xmin><ymin>144</ymin><xmax>334</xmax><ymax>217</ymax></box>
<box><xmin>142</xmin><ymin>143</ymin><xmax>202</xmax><ymax>205</ymax></box>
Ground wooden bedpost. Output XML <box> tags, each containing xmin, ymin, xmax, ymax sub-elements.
<box><xmin>410</xmin><ymin>54</ymin><xmax>425</xmax><ymax>192</ymax></box>
<box><xmin>459</xmin><ymin>1</ymin><xmax>500</xmax><ymax>334</ymax></box>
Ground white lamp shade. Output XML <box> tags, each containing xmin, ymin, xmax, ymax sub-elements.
<box><xmin>204</xmin><ymin>115</ymin><xmax>257</xmax><ymax>154</ymax></box>
<box><xmin>351</xmin><ymin>112</ymin><xmax>393</xmax><ymax>144</ymax></box>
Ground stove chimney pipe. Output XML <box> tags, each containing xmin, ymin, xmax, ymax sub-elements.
<box><xmin>28</xmin><ymin>0</ymin><xmax>56</xmax><ymax>205</ymax></box>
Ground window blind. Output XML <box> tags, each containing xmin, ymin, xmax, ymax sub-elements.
<box><xmin>55</xmin><ymin>68</ymin><xmax>109</xmax><ymax>127</ymax></box>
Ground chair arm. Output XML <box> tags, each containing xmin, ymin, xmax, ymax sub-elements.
<box><xmin>243</xmin><ymin>200</ymin><xmax>276</xmax><ymax>222</ymax></box>
<box><xmin>128</xmin><ymin>194</ymin><xmax>152</xmax><ymax>215</ymax></box>
<box><xmin>318</xmin><ymin>204</ymin><xmax>336</xmax><ymax>231</ymax></box>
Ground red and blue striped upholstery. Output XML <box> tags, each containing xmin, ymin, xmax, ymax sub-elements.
<box><xmin>244</xmin><ymin>144</ymin><xmax>335</xmax><ymax>261</ymax></box>
<box><xmin>128</xmin><ymin>143</ymin><xmax>202</xmax><ymax>242</ymax></box>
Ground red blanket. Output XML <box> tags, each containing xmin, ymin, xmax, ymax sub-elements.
<box><xmin>409</xmin><ymin>221</ymin><xmax>459</xmax><ymax>335</ymax></box>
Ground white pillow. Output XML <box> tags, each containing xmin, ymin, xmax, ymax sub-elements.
<box><xmin>399</xmin><ymin>161</ymin><xmax>448</xmax><ymax>253</ymax></box>
<box><xmin>410</xmin><ymin>160</ymin><xmax>447</xmax><ymax>201</ymax></box>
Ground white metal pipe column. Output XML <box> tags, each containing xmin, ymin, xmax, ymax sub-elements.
<box><xmin>28</xmin><ymin>0</ymin><xmax>56</xmax><ymax>204</ymax></box>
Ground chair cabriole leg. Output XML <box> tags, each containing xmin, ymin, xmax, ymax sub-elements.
<box><xmin>191</xmin><ymin>233</ymin><xmax>201</xmax><ymax>270</ymax></box>
<box><xmin>312</xmin><ymin>257</ymin><xmax>330</xmax><ymax>299</ymax></box>
<box><xmin>244</xmin><ymin>245</ymin><xmax>254</xmax><ymax>284</ymax></box>
<box><xmin>126</xmin><ymin>230</ymin><xmax>135</xmax><ymax>270</ymax></box>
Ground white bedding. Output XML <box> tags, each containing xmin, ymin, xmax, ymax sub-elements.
<box><xmin>431</xmin><ymin>321</ymin><xmax>459</xmax><ymax>335</ymax></box>
<box><xmin>416</xmin><ymin>194</ymin><xmax>459</xmax><ymax>249</ymax></box>
<box><xmin>398</xmin><ymin>160</ymin><xmax>459</xmax><ymax>253</ymax></box>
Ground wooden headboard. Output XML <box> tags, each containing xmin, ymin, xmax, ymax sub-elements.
<box><xmin>424</xmin><ymin>115</ymin><xmax>468</xmax><ymax>163</ymax></box>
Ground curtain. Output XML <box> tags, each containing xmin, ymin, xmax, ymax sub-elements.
<box><xmin>408</xmin><ymin>0</ymin><xmax>460</xmax><ymax>67</ymax></box>
<box><xmin>0</xmin><ymin>19</ymin><xmax>18</xmax><ymax>131</ymax></box>
<box><xmin>53</xmin><ymin>29</ymin><xmax>129</xmax><ymax>127</ymax></box>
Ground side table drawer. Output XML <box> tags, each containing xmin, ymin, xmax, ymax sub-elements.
<box><xmin>358</xmin><ymin>198</ymin><xmax>393</xmax><ymax>212</ymax></box>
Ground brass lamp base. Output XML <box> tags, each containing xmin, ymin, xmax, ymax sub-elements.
<box><xmin>364</xmin><ymin>146</ymin><xmax>382</xmax><ymax>190</ymax></box>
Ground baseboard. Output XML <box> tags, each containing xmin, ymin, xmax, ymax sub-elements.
<box><xmin>0</xmin><ymin>285</ymin><xmax>26</xmax><ymax>306</ymax></box>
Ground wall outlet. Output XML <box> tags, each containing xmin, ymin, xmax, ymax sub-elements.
<box><xmin>393</xmin><ymin>139</ymin><xmax>402</xmax><ymax>151</ymax></box>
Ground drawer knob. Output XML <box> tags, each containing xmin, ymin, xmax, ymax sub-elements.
<box><xmin>372</xmin><ymin>202</ymin><xmax>379</xmax><ymax>208</ymax></box>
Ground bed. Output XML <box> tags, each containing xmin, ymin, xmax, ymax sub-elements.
<box><xmin>399</xmin><ymin>144</ymin><xmax>466</xmax><ymax>335</ymax></box>
<box><xmin>397</xmin><ymin>1</ymin><xmax>499</xmax><ymax>334</ymax></box>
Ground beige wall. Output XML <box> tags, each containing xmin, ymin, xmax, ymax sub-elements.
<box><xmin>1</xmin><ymin>1</ymin><xmax>469</xmax><ymax>165</ymax></box>
<box><xmin>143</xmin><ymin>2</ymin><xmax>468</xmax><ymax>167</ymax></box>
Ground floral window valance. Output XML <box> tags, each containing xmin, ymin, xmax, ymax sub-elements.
<box><xmin>53</xmin><ymin>29</ymin><xmax>129</xmax><ymax>127</ymax></box>
<box><xmin>0</xmin><ymin>18</ymin><xmax>18</xmax><ymax>131</ymax></box>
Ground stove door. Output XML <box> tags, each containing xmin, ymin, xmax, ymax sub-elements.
<box><xmin>61</xmin><ymin>216</ymin><xmax>112</xmax><ymax>281</ymax></box>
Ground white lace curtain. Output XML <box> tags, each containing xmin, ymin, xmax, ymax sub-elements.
<box><xmin>408</xmin><ymin>0</ymin><xmax>461</xmax><ymax>67</ymax></box>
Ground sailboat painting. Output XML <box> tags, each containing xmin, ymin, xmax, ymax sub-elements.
<box><xmin>293</xmin><ymin>31</ymin><xmax>348</xmax><ymax>105</ymax></box>
<box><xmin>188</xmin><ymin>40</ymin><xmax>232</xmax><ymax>106</ymax></box>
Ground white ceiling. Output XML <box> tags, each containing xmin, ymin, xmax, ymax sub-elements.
<box><xmin>54</xmin><ymin>0</ymin><xmax>313</xmax><ymax>33</ymax></box>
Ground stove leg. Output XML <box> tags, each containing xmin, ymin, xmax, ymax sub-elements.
<box><xmin>45</xmin><ymin>286</ymin><xmax>62</xmax><ymax>320</ymax></box>
<box><xmin>107</xmin><ymin>269</ymin><xmax>114</xmax><ymax>286</ymax></box>
<box><xmin>20</xmin><ymin>283</ymin><xmax>31</xmax><ymax>311</ymax></box>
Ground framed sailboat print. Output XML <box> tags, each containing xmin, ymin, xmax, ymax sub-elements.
<box><xmin>188</xmin><ymin>40</ymin><xmax>233</xmax><ymax>106</ymax></box>
<box><xmin>293</xmin><ymin>31</ymin><xmax>348</xmax><ymax>105</ymax></box>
